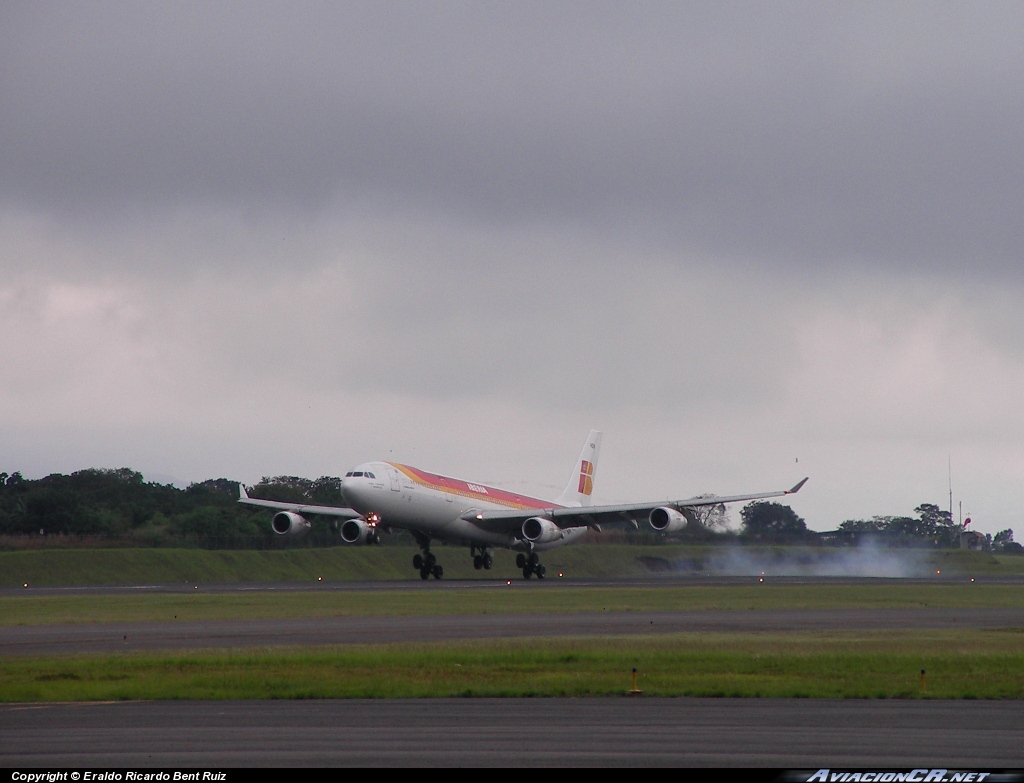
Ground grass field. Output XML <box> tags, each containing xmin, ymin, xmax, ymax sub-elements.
<box><xmin>3</xmin><ymin>580</ymin><xmax>1022</xmax><ymax>702</ymax></box>
<box><xmin>4</xmin><ymin>629</ymin><xmax>1023</xmax><ymax>701</ymax></box>
<box><xmin>1</xmin><ymin>583</ymin><xmax>1022</xmax><ymax>626</ymax></box>
<box><xmin>2</xmin><ymin>544</ymin><xmax>1021</xmax><ymax>588</ymax></box>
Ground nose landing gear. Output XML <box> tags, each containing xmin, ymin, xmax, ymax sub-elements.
<box><xmin>413</xmin><ymin>543</ymin><xmax>443</xmax><ymax>580</ymax></box>
<box><xmin>471</xmin><ymin>546</ymin><xmax>494</xmax><ymax>571</ymax></box>
<box><xmin>516</xmin><ymin>552</ymin><xmax>546</xmax><ymax>579</ymax></box>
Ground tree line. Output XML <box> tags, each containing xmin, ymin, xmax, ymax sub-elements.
<box><xmin>0</xmin><ymin>469</ymin><xmax>1017</xmax><ymax>551</ymax></box>
<box><xmin>836</xmin><ymin>504</ymin><xmax>1018</xmax><ymax>551</ymax></box>
<box><xmin>0</xmin><ymin>469</ymin><xmax>349</xmax><ymax>548</ymax></box>
<box><xmin>737</xmin><ymin>500</ymin><xmax>1017</xmax><ymax>550</ymax></box>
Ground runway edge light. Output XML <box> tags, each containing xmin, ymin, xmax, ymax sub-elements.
<box><xmin>629</xmin><ymin>667</ymin><xmax>643</xmax><ymax>695</ymax></box>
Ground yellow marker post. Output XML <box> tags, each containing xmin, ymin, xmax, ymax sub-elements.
<box><xmin>630</xmin><ymin>667</ymin><xmax>643</xmax><ymax>695</ymax></box>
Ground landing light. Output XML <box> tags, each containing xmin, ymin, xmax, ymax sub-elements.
<box><xmin>936</xmin><ymin>570</ymin><xmax>941</xmax><ymax>575</ymax></box>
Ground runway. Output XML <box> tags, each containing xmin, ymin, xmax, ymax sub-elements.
<box><xmin>4</xmin><ymin>607</ymin><xmax>1023</xmax><ymax>656</ymax></box>
<box><xmin>5</xmin><ymin>572</ymin><xmax>1022</xmax><ymax>598</ymax></box>
<box><xmin>3</xmin><ymin>698</ymin><xmax>1022</xmax><ymax>766</ymax></box>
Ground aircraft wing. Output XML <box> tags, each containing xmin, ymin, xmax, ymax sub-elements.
<box><xmin>237</xmin><ymin>483</ymin><xmax>361</xmax><ymax>518</ymax></box>
<box><xmin>463</xmin><ymin>478</ymin><xmax>808</xmax><ymax>530</ymax></box>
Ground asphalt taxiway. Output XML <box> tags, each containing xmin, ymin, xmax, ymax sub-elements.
<box><xmin>3</xmin><ymin>698</ymin><xmax>1022</xmax><ymax>767</ymax></box>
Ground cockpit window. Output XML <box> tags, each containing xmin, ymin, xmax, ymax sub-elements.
<box><xmin>344</xmin><ymin>472</ymin><xmax>353</xmax><ymax>477</ymax></box>
<box><xmin>353</xmin><ymin>471</ymin><xmax>364</xmax><ymax>477</ymax></box>
<box><xmin>365</xmin><ymin>472</ymin><xmax>376</xmax><ymax>479</ymax></box>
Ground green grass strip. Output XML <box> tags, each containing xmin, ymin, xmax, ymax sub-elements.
<box><xmin>4</xmin><ymin>629</ymin><xmax>1024</xmax><ymax>701</ymax></box>
<box><xmin>3</xmin><ymin>545</ymin><xmax>1021</xmax><ymax>588</ymax></box>
<box><xmin>3</xmin><ymin>584</ymin><xmax>1023</xmax><ymax>626</ymax></box>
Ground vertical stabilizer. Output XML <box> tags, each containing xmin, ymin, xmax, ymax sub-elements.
<box><xmin>556</xmin><ymin>430</ymin><xmax>602</xmax><ymax>507</ymax></box>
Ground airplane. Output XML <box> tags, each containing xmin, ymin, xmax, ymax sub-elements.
<box><xmin>238</xmin><ymin>430</ymin><xmax>807</xmax><ymax>580</ymax></box>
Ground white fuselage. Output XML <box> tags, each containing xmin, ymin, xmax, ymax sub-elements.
<box><xmin>339</xmin><ymin>461</ymin><xmax>588</xmax><ymax>551</ymax></box>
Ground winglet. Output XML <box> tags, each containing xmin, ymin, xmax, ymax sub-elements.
<box><xmin>786</xmin><ymin>477</ymin><xmax>809</xmax><ymax>494</ymax></box>
<box><xmin>238</xmin><ymin>482</ymin><xmax>249</xmax><ymax>500</ymax></box>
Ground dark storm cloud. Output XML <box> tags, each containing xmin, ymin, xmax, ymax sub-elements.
<box><xmin>5</xmin><ymin>4</ymin><xmax>1024</xmax><ymax>533</ymax></box>
<box><xmin>2</xmin><ymin>1</ymin><xmax>1024</xmax><ymax>272</ymax></box>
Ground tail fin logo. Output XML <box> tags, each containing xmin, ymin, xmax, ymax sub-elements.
<box><xmin>578</xmin><ymin>460</ymin><xmax>594</xmax><ymax>496</ymax></box>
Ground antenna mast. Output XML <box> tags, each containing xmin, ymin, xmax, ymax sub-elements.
<box><xmin>948</xmin><ymin>455</ymin><xmax>953</xmax><ymax>525</ymax></box>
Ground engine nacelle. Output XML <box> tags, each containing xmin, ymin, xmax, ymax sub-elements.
<box><xmin>340</xmin><ymin>518</ymin><xmax>380</xmax><ymax>545</ymax></box>
<box><xmin>271</xmin><ymin>511</ymin><xmax>311</xmax><ymax>536</ymax></box>
<box><xmin>649</xmin><ymin>506</ymin><xmax>688</xmax><ymax>533</ymax></box>
<box><xmin>521</xmin><ymin>516</ymin><xmax>562</xmax><ymax>544</ymax></box>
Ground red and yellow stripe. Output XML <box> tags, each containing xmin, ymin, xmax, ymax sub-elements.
<box><xmin>389</xmin><ymin>463</ymin><xmax>560</xmax><ymax>511</ymax></box>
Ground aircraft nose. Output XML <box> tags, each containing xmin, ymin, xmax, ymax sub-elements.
<box><xmin>340</xmin><ymin>468</ymin><xmax>371</xmax><ymax>504</ymax></box>
<box><xmin>339</xmin><ymin>472</ymin><xmax>353</xmax><ymax>493</ymax></box>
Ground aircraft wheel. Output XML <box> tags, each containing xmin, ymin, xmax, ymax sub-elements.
<box><xmin>516</xmin><ymin>553</ymin><xmax>526</xmax><ymax>569</ymax></box>
<box><xmin>535</xmin><ymin>564</ymin><xmax>546</xmax><ymax>579</ymax></box>
<box><xmin>432</xmin><ymin>565</ymin><xmax>443</xmax><ymax>580</ymax></box>
<box><xmin>522</xmin><ymin>566</ymin><xmax>532</xmax><ymax>579</ymax></box>
<box><xmin>483</xmin><ymin>554</ymin><xmax>493</xmax><ymax>570</ymax></box>
<box><xmin>420</xmin><ymin>567</ymin><xmax>430</xmax><ymax>580</ymax></box>
<box><xmin>425</xmin><ymin>553</ymin><xmax>437</xmax><ymax>569</ymax></box>
<box><xmin>527</xmin><ymin>553</ymin><xmax>539</xmax><ymax>566</ymax></box>
<box><xmin>473</xmin><ymin>555</ymin><xmax>483</xmax><ymax>570</ymax></box>
<box><xmin>413</xmin><ymin>554</ymin><xmax>423</xmax><ymax>569</ymax></box>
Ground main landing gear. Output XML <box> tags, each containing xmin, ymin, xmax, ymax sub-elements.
<box><xmin>471</xmin><ymin>545</ymin><xmax>493</xmax><ymax>571</ymax></box>
<box><xmin>413</xmin><ymin>542</ymin><xmax>443</xmax><ymax>580</ymax></box>
<box><xmin>516</xmin><ymin>552</ymin><xmax>546</xmax><ymax>580</ymax></box>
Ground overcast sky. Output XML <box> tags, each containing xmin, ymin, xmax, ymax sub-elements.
<box><xmin>3</xmin><ymin>2</ymin><xmax>1023</xmax><ymax>533</ymax></box>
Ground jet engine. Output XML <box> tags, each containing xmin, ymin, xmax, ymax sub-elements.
<box><xmin>340</xmin><ymin>518</ymin><xmax>380</xmax><ymax>545</ymax></box>
<box><xmin>521</xmin><ymin>516</ymin><xmax>562</xmax><ymax>544</ymax></box>
<box><xmin>649</xmin><ymin>506</ymin><xmax>688</xmax><ymax>533</ymax></box>
<box><xmin>271</xmin><ymin>511</ymin><xmax>311</xmax><ymax>536</ymax></box>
